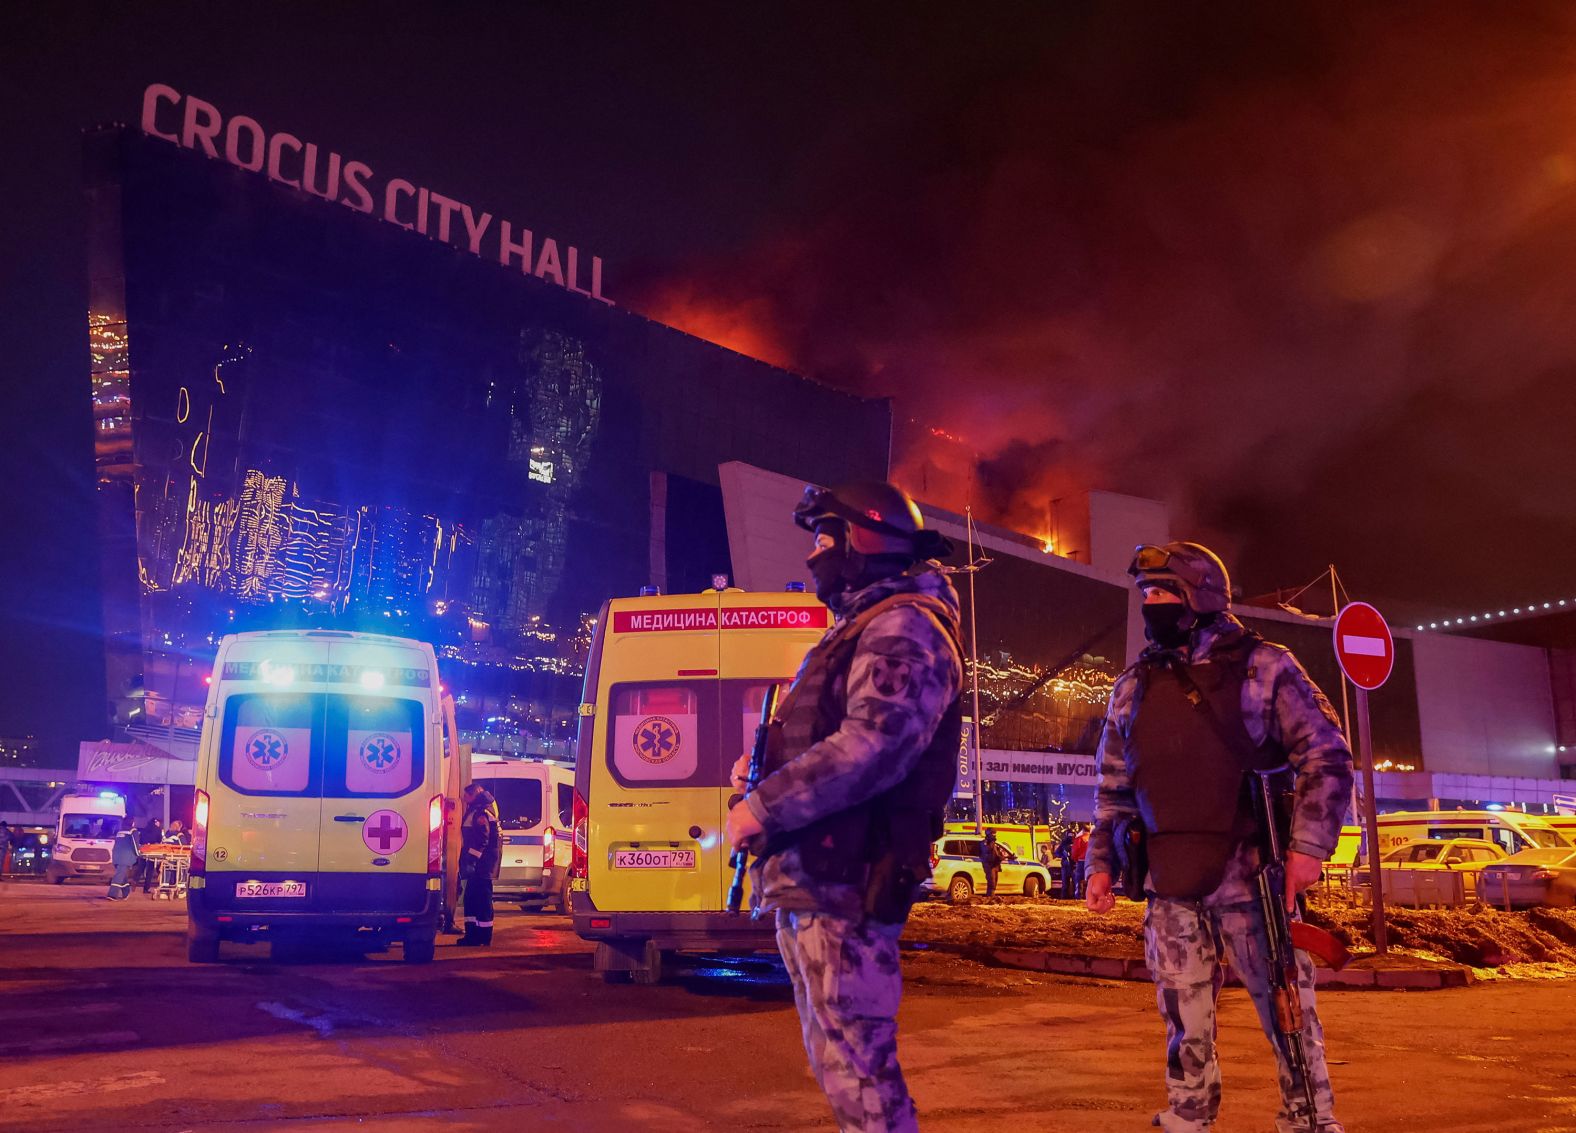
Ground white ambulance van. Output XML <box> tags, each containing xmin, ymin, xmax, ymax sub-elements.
<box><xmin>47</xmin><ymin>791</ymin><xmax>126</xmax><ymax>884</ymax></box>
<box><xmin>186</xmin><ymin>630</ymin><xmax>457</xmax><ymax>964</ymax></box>
<box><xmin>571</xmin><ymin>587</ymin><xmax>827</xmax><ymax>983</ymax></box>
<box><xmin>471</xmin><ymin>754</ymin><xmax>575</xmax><ymax>912</ymax></box>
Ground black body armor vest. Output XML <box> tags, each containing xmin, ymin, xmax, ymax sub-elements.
<box><xmin>1128</xmin><ymin>633</ymin><xmax>1286</xmax><ymax>899</ymax></box>
<box><xmin>761</xmin><ymin>593</ymin><xmax>963</xmax><ymax>917</ymax></box>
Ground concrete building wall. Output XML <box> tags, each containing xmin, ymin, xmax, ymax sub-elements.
<box><xmin>1085</xmin><ymin>490</ymin><xmax>1170</xmax><ymax>578</ymax></box>
<box><xmin>1413</xmin><ymin>631</ymin><xmax>1559</xmax><ymax>778</ymax></box>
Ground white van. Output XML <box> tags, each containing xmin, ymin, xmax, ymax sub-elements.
<box><xmin>471</xmin><ymin>755</ymin><xmax>575</xmax><ymax>912</ymax></box>
<box><xmin>48</xmin><ymin>792</ymin><xmax>127</xmax><ymax>883</ymax></box>
<box><xmin>186</xmin><ymin>630</ymin><xmax>459</xmax><ymax>964</ymax></box>
<box><xmin>1375</xmin><ymin>809</ymin><xmax>1571</xmax><ymax>857</ymax></box>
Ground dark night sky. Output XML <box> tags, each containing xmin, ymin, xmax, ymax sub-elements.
<box><xmin>2</xmin><ymin>3</ymin><xmax>1574</xmax><ymax>751</ymax></box>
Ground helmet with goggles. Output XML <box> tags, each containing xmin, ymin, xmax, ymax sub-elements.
<box><xmin>793</xmin><ymin>482</ymin><xmax>951</xmax><ymax>559</ymax></box>
<box><xmin>1128</xmin><ymin>542</ymin><xmax>1233</xmax><ymax>614</ymax></box>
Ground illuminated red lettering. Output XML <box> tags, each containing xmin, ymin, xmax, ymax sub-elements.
<box><xmin>430</xmin><ymin>191</ymin><xmax>462</xmax><ymax>244</ymax></box>
<box><xmin>181</xmin><ymin>96</ymin><xmax>223</xmax><ymax>158</ymax></box>
<box><xmin>461</xmin><ymin>204</ymin><xmax>492</xmax><ymax>254</ymax></box>
<box><xmin>499</xmin><ymin>220</ymin><xmax>532</xmax><ymax>271</ymax></box>
<box><xmin>266</xmin><ymin>133</ymin><xmax>303</xmax><ymax>189</ymax></box>
<box><xmin>224</xmin><ymin>115</ymin><xmax>266</xmax><ymax>173</ymax></box>
<box><xmin>140</xmin><ymin>83</ymin><xmax>180</xmax><ymax>143</ymax></box>
<box><xmin>535</xmin><ymin>238</ymin><xmax>564</xmax><ymax>286</ymax></box>
<box><xmin>301</xmin><ymin>143</ymin><xmax>341</xmax><ymax>201</ymax></box>
<box><xmin>384</xmin><ymin>179</ymin><xmax>416</xmax><ymax>230</ymax></box>
<box><xmin>340</xmin><ymin>161</ymin><xmax>374</xmax><ymax>214</ymax></box>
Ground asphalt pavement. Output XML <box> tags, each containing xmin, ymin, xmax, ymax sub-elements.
<box><xmin>1</xmin><ymin>880</ymin><xmax>1574</xmax><ymax>1132</ymax></box>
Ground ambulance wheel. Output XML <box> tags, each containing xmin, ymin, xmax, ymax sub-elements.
<box><xmin>947</xmin><ymin>875</ymin><xmax>974</xmax><ymax>903</ymax></box>
<box><xmin>1024</xmin><ymin>874</ymin><xmax>1046</xmax><ymax>898</ymax></box>
<box><xmin>556</xmin><ymin>876</ymin><xmax>571</xmax><ymax>914</ymax></box>
<box><xmin>187</xmin><ymin>923</ymin><xmax>220</xmax><ymax>964</ymax></box>
<box><xmin>630</xmin><ymin>940</ymin><xmax>667</xmax><ymax>985</ymax></box>
<box><xmin>52</xmin><ymin>875</ymin><xmax>66</xmax><ymax>885</ymax></box>
<box><xmin>403</xmin><ymin>934</ymin><xmax>436</xmax><ymax>964</ymax></box>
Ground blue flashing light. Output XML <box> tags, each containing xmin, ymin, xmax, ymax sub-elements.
<box><xmin>1486</xmin><ymin>803</ymin><xmax>1504</xmax><ymax>811</ymax></box>
<box><xmin>98</xmin><ymin>790</ymin><xmax>121</xmax><ymax>800</ymax></box>
<box><xmin>785</xmin><ymin>581</ymin><xmax>806</xmax><ymax>593</ymax></box>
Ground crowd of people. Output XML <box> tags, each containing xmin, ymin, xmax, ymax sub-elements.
<box><xmin>107</xmin><ymin>815</ymin><xmax>190</xmax><ymax>900</ymax></box>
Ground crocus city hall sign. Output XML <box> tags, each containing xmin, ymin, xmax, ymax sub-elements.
<box><xmin>139</xmin><ymin>83</ymin><xmax>612</xmax><ymax>304</ymax></box>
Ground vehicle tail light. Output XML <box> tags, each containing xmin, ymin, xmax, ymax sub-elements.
<box><xmin>191</xmin><ymin>789</ymin><xmax>210</xmax><ymax>875</ymax></box>
<box><xmin>929</xmin><ymin>848</ymin><xmax>939</xmax><ymax>870</ymax></box>
<box><xmin>542</xmin><ymin>826</ymin><xmax>556</xmax><ymax>863</ymax></box>
<box><xmin>571</xmin><ymin>790</ymin><xmax>589</xmax><ymax>879</ymax></box>
<box><xmin>428</xmin><ymin>793</ymin><xmax>444</xmax><ymax>874</ymax></box>
<box><xmin>1533</xmin><ymin>869</ymin><xmax>1558</xmax><ymax>881</ymax></box>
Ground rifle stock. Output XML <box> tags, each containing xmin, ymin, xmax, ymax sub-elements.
<box><xmin>727</xmin><ymin>684</ymin><xmax>780</xmax><ymax>914</ymax></box>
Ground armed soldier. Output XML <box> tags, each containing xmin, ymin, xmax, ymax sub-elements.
<box><xmin>726</xmin><ymin>482</ymin><xmax>964</xmax><ymax>1133</ymax></box>
<box><xmin>1085</xmin><ymin>542</ymin><xmax>1354</xmax><ymax>1133</ymax></box>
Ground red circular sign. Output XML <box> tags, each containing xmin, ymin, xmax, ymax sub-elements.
<box><xmin>1333</xmin><ymin>602</ymin><xmax>1394</xmax><ymax>690</ymax></box>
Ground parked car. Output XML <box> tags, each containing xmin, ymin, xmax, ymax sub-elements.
<box><xmin>924</xmin><ymin>835</ymin><xmax>1053</xmax><ymax>902</ymax></box>
<box><xmin>1352</xmin><ymin>838</ymin><xmax>1505</xmax><ymax>899</ymax></box>
<box><xmin>1477</xmin><ymin>848</ymin><xmax>1576</xmax><ymax>908</ymax></box>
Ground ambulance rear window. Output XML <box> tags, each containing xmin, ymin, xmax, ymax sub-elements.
<box><xmin>331</xmin><ymin>696</ymin><xmax>422</xmax><ymax>798</ymax></box>
<box><xmin>607</xmin><ymin>683</ymin><xmax>718</xmax><ymax>788</ymax></box>
<box><xmin>220</xmin><ymin>693</ymin><xmax>318</xmax><ymax>796</ymax></box>
<box><xmin>474</xmin><ymin>778</ymin><xmax>544</xmax><ymax>829</ymax></box>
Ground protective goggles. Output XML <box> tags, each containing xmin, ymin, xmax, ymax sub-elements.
<box><xmin>1127</xmin><ymin>543</ymin><xmax>1210</xmax><ymax>589</ymax></box>
<box><xmin>793</xmin><ymin>485</ymin><xmax>911</xmax><ymax>539</ymax></box>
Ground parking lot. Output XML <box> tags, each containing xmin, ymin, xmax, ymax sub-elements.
<box><xmin>4</xmin><ymin>880</ymin><xmax>1576</xmax><ymax>1132</ymax></box>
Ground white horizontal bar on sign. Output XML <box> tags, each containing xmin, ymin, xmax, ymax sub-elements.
<box><xmin>1341</xmin><ymin>634</ymin><xmax>1388</xmax><ymax>657</ymax></box>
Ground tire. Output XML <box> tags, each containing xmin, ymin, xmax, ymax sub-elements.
<box><xmin>630</xmin><ymin>939</ymin><xmax>667</xmax><ymax>985</ymax></box>
<box><xmin>1024</xmin><ymin>874</ymin><xmax>1046</xmax><ymax>898</ymax></box>
<box><xmin>403</xmin><ymin>934</ymin><xmax>436</xmax><ymax>964</ymax></box>
<box><xmin>947</xmin><ymin>874</ymin><xmax>974</xmax><ymax>903</ymax></box>
<box><xmin>52</xmin><ymin>875</ymin><xmax>66</xmax><ymax>885</ymax></box>
<box><xmin>187</xmin><ymin>923</ymin><xmax>220</xmax><ymax>964</ymax></box>
<box><xmin>556</xmin><ymin>875</ymin><xmax>571</xmax><ymax>915</ymax></box>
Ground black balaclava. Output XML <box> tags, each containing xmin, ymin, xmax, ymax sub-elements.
<box><xmin>807</xmin><ymin>520</ymin><xmax>912</xmax><ymax>610</ymax></box>
<box><xmin>1140</xmin><ymin>581</ymin><xmax>1212</xmax><ymax>650</ymax></box>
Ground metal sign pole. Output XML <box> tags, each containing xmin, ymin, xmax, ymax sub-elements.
<box><xmin>1356</xmin><ymin>687</ymin><xmax>1388</xmax><ymax>955</ymax></box>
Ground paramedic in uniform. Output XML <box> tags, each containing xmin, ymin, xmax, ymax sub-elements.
<box><xmin>1084</xmin><ymin>542</ymin><xmax>1354</xmax><ymax>1133</ymax></box>
<box><xmin>458</xmin><ymin>784</ymin><xmax>501</xmax><ymax>946</ymax></box>
<box><xmin>726</xmin><ymin>482</ymin><xmax>964</xmax><ymax>1133</ymax></box>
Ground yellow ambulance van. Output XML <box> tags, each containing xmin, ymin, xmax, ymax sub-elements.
<box><xmin>570</xmin><ymin>587</ymin><xmax>827</xmax><ymax>983</ymax></box>
<box><xmin>186</xmin><ymin>630</ymin><xmax>458</xmax><ymax>964</ymax></box>
<box><xmin>1373</xmin><ymin>809</ymin><xmax>1570</xmax><ymax>856</ymax></box>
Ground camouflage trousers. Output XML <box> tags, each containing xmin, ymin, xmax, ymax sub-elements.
<box><xmin>775</xmin><ymin>910</ymin><xmax>917</xmax><ymax>1133</ymax></box>
<box><xmin>1144</xmin><ymin>899</ymin><xmax>1344</xmax><ymax>1133</ymax></box>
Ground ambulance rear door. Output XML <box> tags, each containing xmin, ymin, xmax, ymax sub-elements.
<box><xmin>591</xmin><ymin>595</ymin><xmax>725</xmax><ymax>912</ymax></box>
<box><xmin>717</xmin><ymin>591</ymin><xmax>829</xmax><ymax>908</ymax></box>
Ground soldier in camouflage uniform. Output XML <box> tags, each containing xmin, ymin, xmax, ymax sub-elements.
<box><xmin>727</xmin><ymin>482</ymin><xmax>964</xmax><ymax>1133</ymax></box>
<box><xmin>1085</xmin><ymin>542</ymin><xmax>1354</xmax><ymax>1133</ymax></box>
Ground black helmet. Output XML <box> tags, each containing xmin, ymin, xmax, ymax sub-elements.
<box><xmin>794</xmin><ymin>482</ymin><xmax>951</xmax><ymax>559</ymax></box>
<box><xmin>1128</xmin><ymin>542</ymin><xmax>1233</xmax><ymax>613</ymax></box>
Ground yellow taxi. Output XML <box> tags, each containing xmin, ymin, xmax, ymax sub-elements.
<box><xmin>570</xmin><ymin>587</ymin><xmax>827</xmax><ymax>983</ymax></box>
<box><xmin>186</xmin><ymin>630</ymin><xmax>459</xmax><ymax>964</ymax></box>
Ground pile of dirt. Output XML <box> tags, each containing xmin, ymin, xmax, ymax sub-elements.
<box><xmin>904</xmin><ymin>896</ymin><xmax>1576</xmax><ymax>979</ymax></box>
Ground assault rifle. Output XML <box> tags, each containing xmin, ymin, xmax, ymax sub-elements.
<box><xmin>1252</xmin><ymin>770</ymin><xmax>1350</xmax><ymax>1133</ymax></box>
<box><xmin>727</xmin><ymin>684</ymin><xmax>781</xmax><ymax>914</ymax></box>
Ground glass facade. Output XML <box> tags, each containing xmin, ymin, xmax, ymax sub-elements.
<box><xmin>85</xmin><ymin>130</ymin><xmax>890</xmax><ymax>757</ymax></box>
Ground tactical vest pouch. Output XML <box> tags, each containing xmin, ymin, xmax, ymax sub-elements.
<box><xmin>1146</xmin><ymin>832</ymin><xmax>1236</xmax><ymax>899</ymax></box>
<box><xmin>1113</xmin><ymin>815</ymin><xmax>1149</xmax><ymax>899</ymax></box>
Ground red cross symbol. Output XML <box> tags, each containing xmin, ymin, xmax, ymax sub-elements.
<box><xmin>361</xmin><ymin>809</ymin><xmax>408</xmax><ymax>854</ymax></box>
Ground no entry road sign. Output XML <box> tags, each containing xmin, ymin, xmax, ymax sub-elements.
<box><xmin>1334</xmin><ymin>601</ymin><xmax>1394</xmax><ymax>691</ymax></box>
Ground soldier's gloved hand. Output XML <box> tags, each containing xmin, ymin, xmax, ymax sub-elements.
<box><xmin>1285</xmin><ymin>850</ymin><xmax>1323</xmax><ymax>911</ymax></box>
<box><xmin>1085</xmin><ymin>871</ymin><xmax>1116</xmax><ymax>914</ymax></box>
<box><xmin>729</xmin><ymin>753</ymin><xmax>751</xmax><ymax>793</ymax></box>
<box><xmin>726</xmin><ymin>797</ymin><xmax>764</xmax><ymax>851</ymax></box>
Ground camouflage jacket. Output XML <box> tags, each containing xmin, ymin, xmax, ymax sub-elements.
<box><xmin>747</xmin><ymin>565</ymin><xmax>964</xmax><ymax>920</ymax></box>
<box><xmin>1087</xmin><ymin>613</ymin><xmax>1354</xmax><ymax>906</ymax></box>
